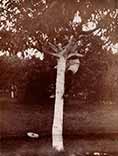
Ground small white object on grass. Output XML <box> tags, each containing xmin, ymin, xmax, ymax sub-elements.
<box><xmin>27</xmin><ymin>132</ymin><xmax>39</xmax><ymax>138</ymax></box>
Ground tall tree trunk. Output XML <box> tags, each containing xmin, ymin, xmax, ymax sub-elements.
<box><xmin>52</xmin><ymin>56</ymin><xmax>66</xmax><ymax>151</ymax></box>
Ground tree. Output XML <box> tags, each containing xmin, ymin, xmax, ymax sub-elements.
<box><xmin>43</xmin><ymin>36</ymin><xmax>84</xmax><ymax>151</ymax></box>
<box><xmin>0</xmin><ymin>0</ymin><xmax>117</xmax><ymax>152</ymax></box>
<box><xmin>68</xmin><ymin>35</ymin><xmax>112</xmax><ymax>102</ymax></box>
<box><xmin>22</xmin><ymin>56</ymin><xmax>54</xmax><ymax>103</ymax></box>
<box><xmin>0</xmin><ymin>55</ymin><xmax>21</xmax><ymax>98</ymax></box>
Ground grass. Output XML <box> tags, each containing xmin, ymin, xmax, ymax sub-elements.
<box><xmin>1</xmin><ymin>96</ymin><xmax>118</xmax><ymax>137</ymax></box>
<box><xmin>1</xmin><ymin>96</ymin><xmax>118</xmax><ymax>155</ymax></box>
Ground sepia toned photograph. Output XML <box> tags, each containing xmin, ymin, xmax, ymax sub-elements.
<box><xmin>0</xmin><ymin>0</ymin><xmax>118</xmax><ymax>156</ymax></box>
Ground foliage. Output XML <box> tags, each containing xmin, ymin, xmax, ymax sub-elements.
<box><xmin>0</xmin><ymin>55</ymin><xmax>21</xmax><ymax>89</ymax></box>
<box><xmin>0</xmin><ymin>0</ymin><xmax>117</xmax><ymax>53</ymax></box>
<box><xmin>0</xmin><ymin>0</ymin><xmax>117</xmax><ymax>103</ymax></box>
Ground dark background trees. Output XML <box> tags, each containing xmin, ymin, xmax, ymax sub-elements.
<box><xmin>0</xmin><ymin>0</ymin><xmax>117</xmax><ymax>104</ymax></box>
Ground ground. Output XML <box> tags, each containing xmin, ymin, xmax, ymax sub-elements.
<box><xmin>0</xmin><ymin>97</ymin><xmax>118</xmax><ymax>155</ymax></box>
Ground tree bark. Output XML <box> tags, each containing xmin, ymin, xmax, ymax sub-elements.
<box><xmin>52</xmin><ymin>56</ymin><xmax>66</xmax><ymax>151</ymax></box>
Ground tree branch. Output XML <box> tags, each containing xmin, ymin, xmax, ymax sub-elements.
<box><xmin>61</xmin><ymin>35</ymin><xmax>75</xmax><ymax>55</ymax></box>
<box><xmin>71</xmin><ymin>43</ymin><xmax>78</xmax><ymax>53</ymax></box>
<box><xmin>67</xmin><ymin>53</ymin><xmax>84</xmax><ymax>59</ymax></box>
<box><xmin>42</xmin><ymin>46</ymin><xmax>60</xmax><ymax>58</ymax></box>
<box><xmin>48</xmin><ymin>42</ymin><xmax>58</xmax><ymax>53</ymax></box>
